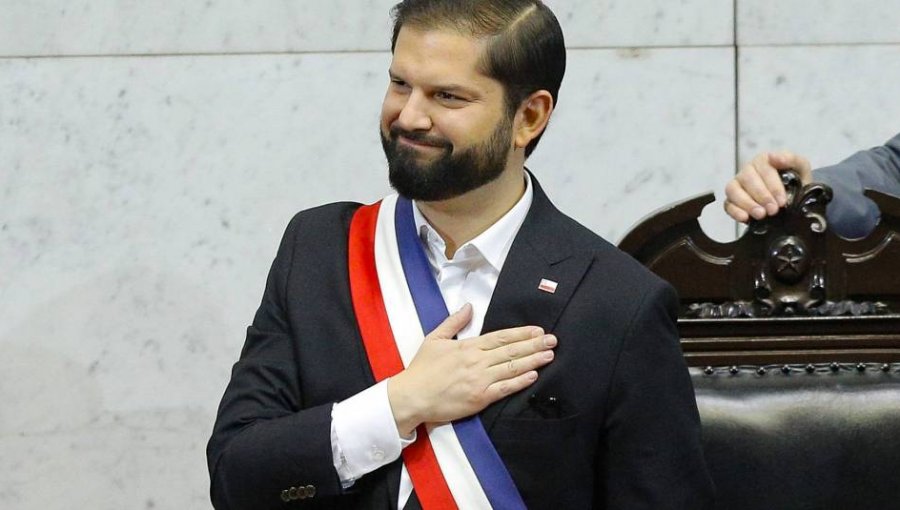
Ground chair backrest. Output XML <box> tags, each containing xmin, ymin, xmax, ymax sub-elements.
<box><xmin>619</xmin><ymin>172</ymin><xmax>900</xmax><ymax>509</ymax></box>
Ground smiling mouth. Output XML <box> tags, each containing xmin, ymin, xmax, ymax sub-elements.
<box><xmin>398</xmin><ymin>135</ymin><xmax>445</xmax><ymax>150</ymax></box>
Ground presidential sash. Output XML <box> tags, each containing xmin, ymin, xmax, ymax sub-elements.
<box><xmin>348</xmin><ymin>194</ymin><xmax>526</xmax><ymax>510</ymax></box>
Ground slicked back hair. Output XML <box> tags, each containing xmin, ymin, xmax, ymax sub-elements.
<box><xmin>390</xmin><ymin>0</ymin><xmax>566</xmax><ymax>157</ymax></box>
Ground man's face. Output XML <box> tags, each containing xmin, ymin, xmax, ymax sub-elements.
<box><xmin>380</xmin><ymin>27</ymin><xmax>515</xmax><ymax>202</ymax></box>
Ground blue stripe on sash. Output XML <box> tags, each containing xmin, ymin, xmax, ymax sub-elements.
<box><xmin>394</xmin><ymin>196</ymin><xmax>527</xmax><ymax>510</ymax></box>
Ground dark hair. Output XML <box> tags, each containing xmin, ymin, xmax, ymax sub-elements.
<box><xmin>390</xmin><ymin>0</ymin><xmax>566</xmax><ymax>157</ymax></box>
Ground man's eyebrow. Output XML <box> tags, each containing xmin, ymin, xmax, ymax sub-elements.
<box><xmin>388</xmin><ymin>70</ymin><xmax>481</xmax><ymax>97</ymax></box>
<box><xmin>388</xmin><ymin>71</ymin><xmax>483</xmax><ymax>97</ymax></box>
<box><xmin>435</xmin><ymin>83</ymin><xmax>479</xmax><ymax>96</ymax></box>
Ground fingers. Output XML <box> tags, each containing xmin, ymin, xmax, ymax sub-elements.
<box><xmin>724</xmin><ymin>179</ymin><xmax>762</xmax><ymax>222</ymax></box>
<box><xmin>480</xmin><ymin>331</ymin><xmax>556</xmax><ymax>397</ymax></box>
<box><xmin>759</xmin><ymin>153</ymin><xmax>789</xmax><ymax>207</ymax></box>
<box><xmin>724</xmin><ymin>150</ymin><xmax>814</xmax><ymax>224</ymax></box>
<box><xmin>739</xmin><ymin>153</ymin><xmax>782</xmax><ymax>215</ymax></box>
<box><xmin>725</xmin><ymin>151</ymin><xmax>796</xmax><ymax>222</ymax></box>
<box><xmin>394</xmin><ymin>324</ymin><xmax>557</xmax><ymax>427</ymax></box>
<box><xmin>484</xmin><ymin>332</ymin><xmax>556</xmax><ymax>366</ymax></box>
<box><xmin>483</xmin><ymin>371</ymin><xmax>540</xmax><ymax>402</ymax></box>
<box><xmin>477</xmin><ymin>325</ymin><xmax>545</xmax><ymax>350</ymax></box>
<box><xmin>462</xmin><ymin>328</ymin><xmax>556</xmax><ymax>404</ymax></box>
<box><xmin>490</xmin><ymin>347</ymin><xmax>555</xmax><ymax>379</ymax></box>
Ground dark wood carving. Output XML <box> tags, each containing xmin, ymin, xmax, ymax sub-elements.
<box><xmin>619</xmin><ymin>172</ymin><xmax>900</xmax><ymax>366</ymax></box>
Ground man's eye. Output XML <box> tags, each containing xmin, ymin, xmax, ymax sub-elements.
<box><xmin>436</xmin><ymin>92</ymin><xmax>462</xmax><ymax>101</ymax></box>
<box><xmin>390</xmin><ymin>79</ymin><xmax>409</xmax><ymax>88</ymax></box>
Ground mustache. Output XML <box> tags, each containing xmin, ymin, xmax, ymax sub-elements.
<box><xmin>389</xmin><ymin>126</ymin><xmax>452</xmax><ymax>149</ymax></box>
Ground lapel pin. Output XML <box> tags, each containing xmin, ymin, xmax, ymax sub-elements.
<box><xmin>538</xmin><ymin>278</ymin><xmax>558</xmax><ymax>294</ymax></box>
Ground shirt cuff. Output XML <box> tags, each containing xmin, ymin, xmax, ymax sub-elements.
<box><xmin>331</xmin><ymin>379</ymin><xmax>409</xmax><ymax>485</ymax></box>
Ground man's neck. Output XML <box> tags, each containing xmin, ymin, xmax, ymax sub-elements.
<box><xmin>416</xmin><ymin>166</ymin><xmax>527</xmax><ymax>258</ymax></box>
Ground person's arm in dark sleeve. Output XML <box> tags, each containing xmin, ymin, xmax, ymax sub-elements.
<box><xmin>601</xmin><ymin>281</ymin><xmax>715</xmax><ymax>509</ymax></box>
<box><xmin>816</xmin><ymin>132</ymin><xmax>900</xmax><ymax>238</ymax></box>
<box><xmin>206</xmin><ymin>214</ymin><xmax>342</xmax><ymax>509</ymax></box>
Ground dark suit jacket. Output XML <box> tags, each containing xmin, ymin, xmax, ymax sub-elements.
<box><xmin>207</xmin><ymin>178</ymin><xmax>714</xmax><ymax>509</ymax></box>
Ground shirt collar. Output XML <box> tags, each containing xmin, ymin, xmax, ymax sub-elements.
<box><xmin>412</xmin><ymin>172</ymin><xmax>534</xmax><ymax>272</ymax></box>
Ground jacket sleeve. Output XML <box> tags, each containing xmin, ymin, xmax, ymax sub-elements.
<box><xmin>815</xmin><ymin>132</ymin><xmax>900</xmax><ymax>238</ymax></box>
<box><xmin>601</xmin><ymin>280</ymin><xmax>715</xmax><ymax>509</ymax></box>
<box><xmin>206</xmin><ymin>213</ymin><xmax>343</xmax><ymax>509</ymax></box>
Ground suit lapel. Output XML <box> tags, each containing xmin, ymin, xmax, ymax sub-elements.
<box><xmin>479</xmin><ymin>175</ymin><xmax>594</xmax><ymax>432</ymax></box>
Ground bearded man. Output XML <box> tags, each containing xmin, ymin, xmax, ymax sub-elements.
<box><xmin>208</xmin><ymin>1</ymin><xmax>713</xmax><ymax>508</ymax></box>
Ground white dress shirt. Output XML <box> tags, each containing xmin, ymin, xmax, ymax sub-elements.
<box><xmin>331</xmin><ymin>173</ymin><xmax>534</xmax><ymax>508</ymax></box>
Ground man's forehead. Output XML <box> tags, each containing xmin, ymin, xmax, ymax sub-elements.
<box><xmin>395</xmin><ymin>23</ymin><xmax>485</xmax><ymax>46</ymax></box>
<box><xmin>390</xmin><ymin>26</ymin><xmax>493</xmax><ymax>81</ymax></box>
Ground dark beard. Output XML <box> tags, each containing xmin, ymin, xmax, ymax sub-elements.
<box><xmin>381</xmin><ymin>115</ymin><xmax>513</xmax><ymax>202</ymax></box>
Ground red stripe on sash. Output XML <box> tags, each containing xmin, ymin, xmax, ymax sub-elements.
<box><xmin>348</xmin><ymin>202</ymin><xmax>458</xmax><ymax>510</ymax></box>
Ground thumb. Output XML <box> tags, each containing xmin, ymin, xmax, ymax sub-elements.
<box><xmin>427</xmin><ymin>303</ymin><xmax>473</xmax><ymax>340</ymax></box>
<box><xmin>793</xmin><ymin>156</ymin><xmax>813</xmax><ymax>184</ymax></box>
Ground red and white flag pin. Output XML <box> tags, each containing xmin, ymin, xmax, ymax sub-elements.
<box><xmin>538</xmin><ymin>278</ymin><xmax>558</xmax><ymax>294</ymax></box>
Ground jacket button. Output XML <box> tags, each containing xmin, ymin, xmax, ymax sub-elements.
<box><xmin>306</xmin><ymin>485</ymin><xmax>316</xmax><ymax>498</ymax></box>
<box><xmin>280</xmin><ymin>490</ymin><xmax>291</xmax><ymax>502</ymax></box>
<box><xmin>288</xmin><ymin>487</ymin><xmax>299</xmax><ymax>500</ymax></box>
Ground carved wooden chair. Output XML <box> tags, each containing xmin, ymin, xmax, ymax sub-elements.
<box><xmin>619</xmin><ymin>173</ymin><xmax>900</xmax><ymax>509</ymax></box>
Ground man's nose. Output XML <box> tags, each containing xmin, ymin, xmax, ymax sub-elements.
<box><xmin>395</xmin><ymin>91</ymin><xmax>433</xmax><ymax>132</ymax></box>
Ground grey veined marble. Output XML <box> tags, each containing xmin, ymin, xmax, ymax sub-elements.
<box><xmin>2</xmin><ymin>0</ymin><xmax>899</xmax><ymax>508</ymax></box>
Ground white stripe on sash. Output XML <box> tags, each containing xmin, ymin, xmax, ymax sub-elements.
<box><xmin>373</xmin><ymin>194</ymin><xmax>493</xmax><ymax>509</ymax></box>
<box><xmin>373</xmin><ymin>194</ymin><xmax>422</xmax><ymax>366</ymax></box>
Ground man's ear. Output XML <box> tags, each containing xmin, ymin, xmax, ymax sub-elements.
<box><xmin>513</xmin><ymin>90</ymin><xmax>554</xmax><ymax>150</ymax></box>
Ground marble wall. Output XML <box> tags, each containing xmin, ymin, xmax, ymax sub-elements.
<box><xmin>1</xmin><ymin>1</ymin><xmax>898</xmax><ymax>508</ymax></box>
